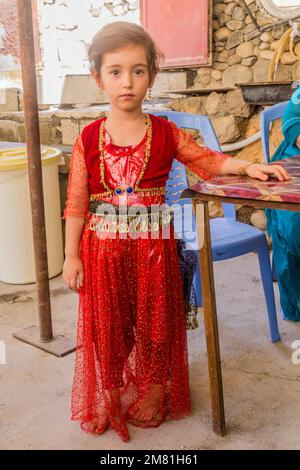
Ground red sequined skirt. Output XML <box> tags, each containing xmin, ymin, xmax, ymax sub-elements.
<box><xmin>71</xmin><ymin>218</ymin><xmax>191</xmax><ymax>442</ymax></box>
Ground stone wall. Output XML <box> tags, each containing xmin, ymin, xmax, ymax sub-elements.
<box><xmin>194</xmin><ymin>0</ymin><xmax>300</xmax><ymax>89</ymax></box>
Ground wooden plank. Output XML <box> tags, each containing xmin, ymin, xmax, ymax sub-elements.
<box><xmin>159</xmin><ymin>86</ymin><xmax>234</xmax><ymax>96</ymax></box>
<box><xmin>140</xmin><ymin>0</ymin><xmax>211</xmax><ymax>67</ymax></box>
<box><xmin>193</xmin><ymin>200</ymin><xmax>225</xmax><ymax>436</ymax></box>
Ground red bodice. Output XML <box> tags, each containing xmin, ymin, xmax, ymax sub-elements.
<box><xmin>63</xmin><ymin>113</ymin><xmax>230</xmax><ymax>219</ymax></box>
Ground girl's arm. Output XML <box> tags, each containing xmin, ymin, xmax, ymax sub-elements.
<box><xmin>219</xmin><ymin>156</ymin><xmax>290</xmax><ymax>181</ymax></box>
<box><xmin>170</xmin><ymin>121</ymin><xmax>290</xmax><ymax>182</ymax></box>
<box><xmin>62</xmin><ymin>135</ymin><xmax>89</xmax><ymax>292</ymax></box>
<box><xmin>64</xmin><ymin>217</ymin><xmax>85</xmax><ymax>258</ymax></box>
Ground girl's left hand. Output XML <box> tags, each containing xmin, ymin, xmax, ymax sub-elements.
<box><xmin>245</xmin><ymin>163</ymin><xmax>291</xmax><ymax>182</ymax></box>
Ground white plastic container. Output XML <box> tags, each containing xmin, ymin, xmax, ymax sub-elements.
<box><xmin>0</xmin><ymin>146</ymin><xmax>64</xmax><ymax>284</ymax></box>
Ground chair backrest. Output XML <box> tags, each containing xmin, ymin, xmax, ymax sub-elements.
<box><xmin>260</xmin><ymin>101</ymin><xmax>289</xmax><ymax>163</ymax></box>
<box><xmin>150</xmin><ymin>110</ymin><xmax>236</xmax><ymax>219</ymax></box>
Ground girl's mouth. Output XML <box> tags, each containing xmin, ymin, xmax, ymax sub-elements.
<box><xmin>120</xmin><ymin>94</ymin><xmax>135</xmax><ymax>99</ymax></box>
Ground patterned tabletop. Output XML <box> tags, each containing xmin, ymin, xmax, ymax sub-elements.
<box><xmin>187</xmin><ymin>155</ymin><xmax>300</xmax><ymax>204</ymax></box>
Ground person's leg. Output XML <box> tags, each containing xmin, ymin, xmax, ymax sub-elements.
<box><xmin>126</xmin><ymin>229</ymin><xmax>191</xmax><ymax>427</ymax></box>
<box><xmin>127</xmin><ymin>339</ymin><xmax>166</xmax><ymax>424</ymax></box>
<box><xmin>73</xmin><ymin>231</ymin><xmax>134</xmax><ymax>441</ymax></box>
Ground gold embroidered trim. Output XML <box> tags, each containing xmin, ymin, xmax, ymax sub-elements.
<box><xmin>99</xmin><ymin>113</ymin><xmax>153</xmax><ymax>196</ymax></box>
<box><xmin>90</xmin><ymin>186</ymin><xmax>166</xmax><ymax>201</ymax></box>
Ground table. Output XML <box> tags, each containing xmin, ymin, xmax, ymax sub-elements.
<box><xmin>181</xmin><ymin>156</ymin><xmax>300</xmax><ymax>436</ymax></box>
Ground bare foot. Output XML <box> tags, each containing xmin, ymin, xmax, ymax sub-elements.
<box><xmin>88</xmin><ymin>389</ymin><xmax>120</xmax><ymax>434</ymax></box>
<box><xmin>131</xmin><ymin>384</ymin><xmax>163</xmax><ymax>422</ymax></box>
<box><xmin>89</xmin><ymin>409</ymin><xmax>109</xmax><ymax>434</ymax></box>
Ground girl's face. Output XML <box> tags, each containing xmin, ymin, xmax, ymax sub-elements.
<box><xmin>93</xmin><ymin>43</ymin><xmax>154</xmax><ymax>112</ymax></box>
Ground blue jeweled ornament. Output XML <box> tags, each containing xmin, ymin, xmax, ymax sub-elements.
<box><xmin>126</xmin><ymin>186</ymin><xmax>134</xmax><ymax>194</ymax></box>
<box><xmin>115</xmin><ymin>187</ymin><xmax>123</xmax><ymax>195</ymax></box>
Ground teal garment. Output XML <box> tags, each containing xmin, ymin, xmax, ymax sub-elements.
<box><xmin>266</xmin><ymin>87</ymin><xmax>300</xmax><ymax>322</ymax></box>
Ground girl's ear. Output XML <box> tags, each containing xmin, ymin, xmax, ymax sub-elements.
<box><xmin>91</xmin><ymin>68</ymin><xmax>104</xmax><ymax>90</ymax></box>
<box><xmin>149</xmin><ymin>73</ymin><xmax>157</xmax><ymax>89</ymax></box>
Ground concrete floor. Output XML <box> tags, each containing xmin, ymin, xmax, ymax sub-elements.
<box><xmin>1</xmin><ymin>252</ymin><xmax>300</xmax><ymax>450</ymax></box>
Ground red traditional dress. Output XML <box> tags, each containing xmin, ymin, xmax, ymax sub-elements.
<box><xmin>63</xmin><ymin>113</ymin><xmax>229</xmax><ymax>442</ymax></box>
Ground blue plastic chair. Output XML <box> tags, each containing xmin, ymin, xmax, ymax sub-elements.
<box><xmin>260</xmin><ymin>101</ymin><xmax>289</xmax><ymax>282</ymax></box>
<box><xmin>151</xmin><ymin>110</ymin><xmax>280</xmax><ymax>342</ymax></box>
<box><xmin>260</xmin><ymin>101</ymin><xmax>289</xmax><ymax>163</ymax></box>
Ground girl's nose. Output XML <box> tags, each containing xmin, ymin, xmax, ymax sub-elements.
<box><xmin>123</xmin><ymin>73</ymin><xmax>133</xmax><ymax>87</ymax></box>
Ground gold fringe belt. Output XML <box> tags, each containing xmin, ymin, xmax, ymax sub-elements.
<box><xmin>87</xmin><ymin>202</ymin><xmax>174</xmax><ymax>233</ymax></box>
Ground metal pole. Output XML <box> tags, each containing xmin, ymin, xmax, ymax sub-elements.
<box><xmin>16</xmin><ymin>0</ymin><xmax>53</xmax><ymax>342</ymax></box>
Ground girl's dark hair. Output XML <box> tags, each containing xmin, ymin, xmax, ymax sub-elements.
<box><xmin>88</xmin><ymin>21</ymin><xmax>164</xmax><ymax>82</ymax></box>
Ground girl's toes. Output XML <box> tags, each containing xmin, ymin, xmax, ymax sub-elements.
<box><xmin>89</xmin><ymin>415</ymin><xmax>109</xmax><ymax>434</ymax></box>
<box><xmin>134</xmin><ymin>409</ymin><xmax>142</xmax><ymax>420</ymax></box>
<box><xmin>136</xmin><ymin>410</ymin><xmax>147</xmax><ymax>421</ymax></box>
<box><xmin>95</xmin><ymin>423</ymin><xmax>108</xmax><ymax>434</ymax></box>
<box><xmin>89</xmin><ymin>419</ymin><xmax>98</xmax><ymax>432</ymax></box>
<box><xmin>141</xmin><ymin>411</ymin><xmax>152</xmax><ymax>421</ymax></box>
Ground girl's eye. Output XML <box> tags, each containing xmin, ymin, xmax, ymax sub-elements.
<box><xmin>111</xmin><ymin>70</ymin><xmax>119</xmax><ymax>76</ymax></box>
<box><xmin>135</xmin><ymin>69</ymin><xmax>144</xmax><ymax>75</ymax></box>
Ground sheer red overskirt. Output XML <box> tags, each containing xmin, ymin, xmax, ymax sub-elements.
<box><xmin>71</xmin><ymin>220</ymin><xmax>191</xmax><ymax>441</ymax></box>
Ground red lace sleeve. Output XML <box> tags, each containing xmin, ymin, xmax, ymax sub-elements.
<box><xmin>169</xmin><ymin>120</ymin><xmax>231</xmax><ymax>180</ymax></box>
<box><xmin>63</xmin><ymin>134</ymin><xmax>89</xmax><ymax>220</ymax></box>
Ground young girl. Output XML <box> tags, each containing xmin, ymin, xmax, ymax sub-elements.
<box><xmin>62</xmin><ymin>21</ymin><xmax>290</xmax><ymax>443</ymax></box>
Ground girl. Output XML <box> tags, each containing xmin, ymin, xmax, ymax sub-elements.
<box><xmin>266</xmin><ymin>87</ymin><xmax>300</xmax><ymax>322</ymax></box>
<box><xmin>62</xmin><ymin>21</ymin><xmax>290</xmax><ymax>443</ymax></box>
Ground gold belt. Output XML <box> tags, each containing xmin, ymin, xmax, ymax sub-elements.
<box><xmin>86</xmin><ymin>203</ymin><xmax>174</xmax><ymax>233</ymax></box>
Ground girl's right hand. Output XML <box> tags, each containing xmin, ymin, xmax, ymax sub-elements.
<box><xmin>62</xmin><ymin>255</ymin><xmax>84</xmax><ymax>293</ymax></box>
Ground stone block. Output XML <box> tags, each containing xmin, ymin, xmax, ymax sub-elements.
<box><xmin>252</xmin><ymin>58</ymin><xmax>270</xmax><ymax>82</ymax></box>
<box><xmin>168</xmin><ymin>97</ymin><xmax>205</xmax><ymax>114</ymax></box>
<box><xmin>211</xmin><ymin>114</ymin><xmax>240</xmax><ymax>144</ymax></box>
<box><xmin>205</xmin><ymin>92</ymin><xmax>225</xmax><ymax>115</ymax></box>
<box><xmin>222</xmin><ymin>65</ymin><xmax>253</xmax><ymax>87</ymax></box>
<box><xmin>226</xmin><ymin>20</ymin><xmax>245</xmax><ymax>31</ymax></box>
<box><xmin>39</xmin><ymin>121</ymin><xmax>54</xmax><ymax>144</ymax></box>
<box><xmin>236</xmin><ymin>41</ymin><xmax>254</xmax><ymax>58</ymax></box>
<box><xmin>0</xmin><ymin>88</ymin><xmax>21</xmax><ymax>112</ymax></box>
<box><xmin>61</xmin><ymin>74</ymin><xmax>108</xmax><ymax>105</ymax></box>
<box><xmin>292</xmin><ymin>61</ymin><xmax>300</xmax><ymax>80</ymax></box>
<box><xmin>225</xmin><ymin>89</ymin><xmax>251</xmax><ymax>117</ymax></box>
<box><xmin>0</xmin><ymin>119</ymin><xmax>18</xmax><ymax>141</ymax></box>
<box><xmin>60</xmin><ymin>119</ymin><xmax>80</xmax><ymax>145</ymax></box>
<box><xmin>226</xmin><ymin>30</ymin><xmax>244</xmax><ymax>50</ymax></box>
<box><xmin>17</xmin><ymin>123</ymin><xmax>26</xmax><ymax>142</ymax></box>
<box><xmin>152</xmin><ymin>71</ymin><xmax>196</xmax><ymax>96</ymax></box>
